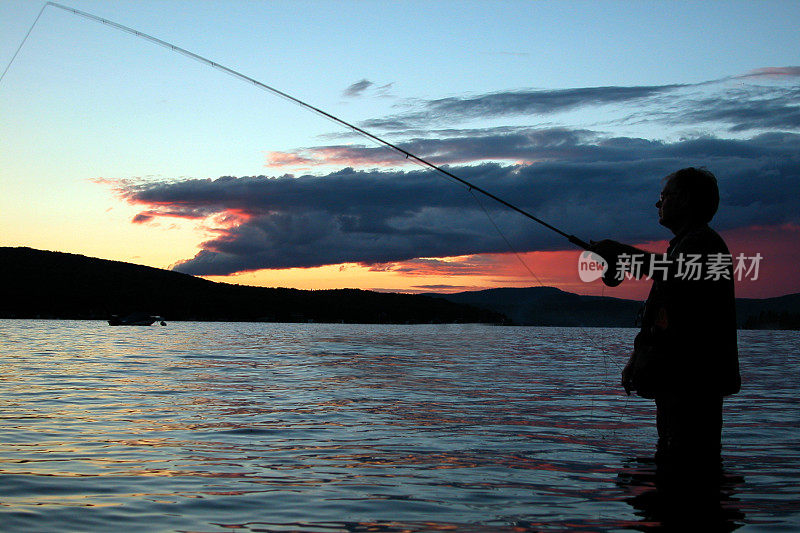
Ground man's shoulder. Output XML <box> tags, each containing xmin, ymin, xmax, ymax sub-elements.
<box><xmin>672</xmin><ymin>224</ymin><xmax>730</xmax><ymax>255</ymax></box>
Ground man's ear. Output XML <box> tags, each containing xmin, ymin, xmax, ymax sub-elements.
<box><xmin>675</xmin><ymin>191</ymin><xmax>693</xmax><ymax>217</ymax></box>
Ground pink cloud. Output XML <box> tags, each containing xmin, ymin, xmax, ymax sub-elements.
<box><xmin>265</xmin><ymin>146</ymin><xmax>400</xmax><ymax>168</ymax></box>
<box><xmin>363</xmin><ymin>224</ymin><xmax>800</xmax><ymax>300</ymax></box>
<box><xmin>205</xmin><ymin>208</ymin><xmax>252</xmax><ymax>229</ymax></box>
<box><xmin>521</xmin><ymin>225</ymin><xmax>800</xmax><ymax>300</ymax></box>
<box><xmin>264</xmin><ymin>151</ymin><xmax>315</xmax><ymax>167</ymax></box>
<box><xmin>264</xmin><ymin>145</ymin><xmax>536</xmax><ymax>169</ymax></box>
<box><xmin>740</xmin><ymin>66</ymin><xmax>800</xmax><ymax>78</ymax></box>
<box><xmin>721</xmin><ymin>224</ymin><xmax>800</xmax><ymax>298</ymax></box>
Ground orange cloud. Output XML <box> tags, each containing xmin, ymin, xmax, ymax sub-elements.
<box><xmin>265</xmin><ymin>146</ymin><xmax>409</xmax><ymax>169</ymax></box>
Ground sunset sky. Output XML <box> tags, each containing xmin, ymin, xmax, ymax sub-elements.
<box><xmin>1</xmin><ymin>0</ymin><xmax>798</xmax><ymax>300</ymax></box>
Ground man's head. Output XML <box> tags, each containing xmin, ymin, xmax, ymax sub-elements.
<box><xmin>656</xmin><ymin>167</ymin><xmax>719</xmax><ymax>232</ymax></box>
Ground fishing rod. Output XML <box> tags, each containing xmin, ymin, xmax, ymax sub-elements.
<box><xmin>9</xmin><ymin>2</ymin><xmax>622</xmax><ymax>285</ymax></box>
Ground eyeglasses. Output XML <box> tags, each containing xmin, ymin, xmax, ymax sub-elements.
<box><xmin>659</xmin><ymin>191</ymin><xmax>678</xmax><ymax>202</ymax></box>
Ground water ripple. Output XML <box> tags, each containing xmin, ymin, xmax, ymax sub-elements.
<box><xmin>1</xmin><ymin>321</ymin><xmax>798</xmax><ymax>531</ymax></box>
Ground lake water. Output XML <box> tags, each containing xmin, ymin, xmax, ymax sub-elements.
<box><xmin>1</xmin><ymin>320</ymin><xmax>798</xmax><ymax>531</ymax></box>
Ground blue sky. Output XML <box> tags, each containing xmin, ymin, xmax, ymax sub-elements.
<box><xmin>1</xmin><ymin>0</ymin><xmax>799</xmax><ymax>297</ymax></box>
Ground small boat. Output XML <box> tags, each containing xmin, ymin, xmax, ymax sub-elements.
<box><xmin>108</xmin><ymin>312</ymin><xmax>166</xmax><ymax>326</ymax></box>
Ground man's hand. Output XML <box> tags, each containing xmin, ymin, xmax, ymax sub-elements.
<box><xmin>589</xmin><ymin>239</ymin><xmax>626</xmax><ymax>264</ymax></box>
<box><xmin>621</xmin><ymin>355</ymin><xmax>634</xmax><ymax>396</ymax></box>
<box><xmin>590</xmin><ymin>240</ymin><xmax>653</xmax><ymax>285</ymax></box>
<box><xmin>590</xmin><ymin>240</ymin><xmax>627</xmax><ymax>287</ymax></box>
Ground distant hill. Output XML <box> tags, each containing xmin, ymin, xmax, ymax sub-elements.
<box><xmin>428</xmin><ymin>286</ymin><xmax>800</xmax><ymax>329</ymax></box>
<box><xmin>427</xmin><ymin>287</ymin><xmax>642</xmax><ymax>327</ymax></box>
<box><xmin>0</xmin><ymin>247</ymin><xmax>503</xmax><ymax>324</ymax></box>
<box><xmin>2</xmin><ymin>247</ymin><xmax>797</xmax><ymax>328</ymax></box>
<box><xmin>736</xmin><ymin>294</ymin><xmax>800</xmax><ymax>329</ymax></box>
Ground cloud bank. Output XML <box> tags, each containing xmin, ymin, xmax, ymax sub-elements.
<box><xmin>104</xmin><ymin>67</ymin><xmax>800</xmax><ymax>276</ymax></box>
<box><xmin>361</xmin><ymin>84</ymin><xmax>684</xmax><ymax>129</ymax></box>
<box><xmin>358</xmin><ymin>71</ymin><xmax>799</xmax><ymax>133</ymax></box>
<box><xmin>116</xmin><ymin>130</ymin><xmax>800</xmax><ymax>276</ymax></box>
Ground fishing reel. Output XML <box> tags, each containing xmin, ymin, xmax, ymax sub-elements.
<box><xmin>602</xmin><ymin>262</ymin><xmax>623</xmax><ymax>287</ymax></box>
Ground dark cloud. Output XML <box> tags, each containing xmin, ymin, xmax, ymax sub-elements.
<box><xmin>361</xmin><ymin>84</ymin><xmax>684</xmax><ymax>129</ymax></box>
<box><xmin>132</xmin><ymin>212</ymin><xmax>154</xmax><ymax>224</ymax></box>
<box><xmin>129</xmin><ymin>206</ymin><xmax>212</xmax><ymax>224</ymax></box>
<box><xmin>356</xmin><ymin>73</ymin><xmax>800</xmax><ymax>134</ymax></box>
<box><xmin>675</xmin><ymin>87</ymin><xmax>800</xmax><ymax>132</ymax></box>
<box><xmin>343</xmin><ymin>79</ymin><xmax>373</xmax><ymax>97</ymax></box>
<box><xmin>114</xmin><ymin>69</ymin><xmax>800</xmax><ymax>276</ymax></box>
<box><xmin>117</xmin><ymin>132</ymin><xmax>800</xmax><ymax>276</ymax></box>
<box><xmin>266</xmin><ymin>127</ymin><xmax>602</xmax><ymax>167</ymax></box>
<box><xmin>268</xmin><ymin>123</ymin><xmax>799</xmax><ymax>170</ymax></box>
<box><xmin>377</xmin><ymin>82</ymin><xmax>394</xmax><ymax>93</ymax></box>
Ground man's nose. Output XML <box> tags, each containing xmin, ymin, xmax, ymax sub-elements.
<box><xmin>655</xmin><ymin>199</ymin><xmax>662</xmax><ymax>208</ymax></box>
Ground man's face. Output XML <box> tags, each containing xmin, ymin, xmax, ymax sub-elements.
<box><xmin>656</xmin><ymin>178</ymin><xmax>688</xmax><ymax>231</ymax></box>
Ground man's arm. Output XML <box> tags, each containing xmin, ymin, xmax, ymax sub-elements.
<box><xmin>590</xmin><ymin>239</ymin><xmax>657</xmax><ymax>280</ymax></box>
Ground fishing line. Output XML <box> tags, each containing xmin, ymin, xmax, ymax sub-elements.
<box><xmin>465</xmin><ymin>183</ymin><xmax>623</xmax><ymax>440</ymax></box>
<box><xmin>1</xmin><ymin>1</ymin><xmax>594</xmax><ymax>257</ymax></box>
<box><xmin>4</xmin><ymin>0</ymin><xmax>633</xmax><ymax>442</ymax></box>
<box><xmin>468</xmin><ymin>188</ymin><xmax>545</xmax><ymax>287</ymax></box>
<box><xmin>0</xmin><ymin>3</ymin><xmax>47</xmax><ymax>84</ymax></box>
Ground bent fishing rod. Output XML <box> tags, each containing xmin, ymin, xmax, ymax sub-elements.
<box><xmin>12</xmin><ymin>2</ymin><xmax>621</xmax><ymax>283</ymax></box>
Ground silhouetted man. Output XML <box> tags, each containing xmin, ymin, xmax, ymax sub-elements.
<box><xmin>592</xmin><ymin>167</ymin><xmax>741</xmax><ymax>471</ymax></box>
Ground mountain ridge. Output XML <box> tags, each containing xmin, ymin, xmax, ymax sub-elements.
<box><xmin>428</xmin><ymin>285</ymin><xmax>800</xmax><ymax>329</ymax></box>
<box><xmin>0</xmin><ymin>247</ymin><xmax>503</xmax><ymax>324</ymax></box>
<box><xmin>2</xmin><ymin>247</ymin><xmax>797</xmax><ymax>328</ymax></box>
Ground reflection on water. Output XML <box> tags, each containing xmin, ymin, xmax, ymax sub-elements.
<box><xmin>0</xmin><ymin>321</ymin><xmax>797</xmax><ymax>531</ymax></box>
<box><xmin>616</xmin><ymin>456</ymin><xmax>746</xmax><ymax>531</ymax></box>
